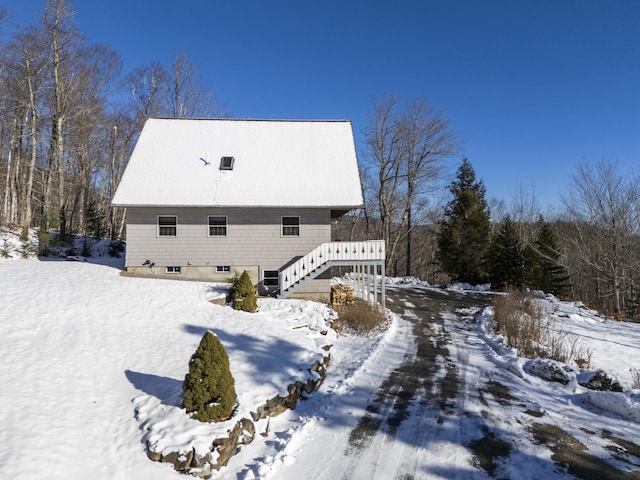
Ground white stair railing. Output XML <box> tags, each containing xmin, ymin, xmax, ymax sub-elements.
<box><xmin>278</xmin><ymin>240</ymin><xmax>385</xmax><ymax>295</ymax></box>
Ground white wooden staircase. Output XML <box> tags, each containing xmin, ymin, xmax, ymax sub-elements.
<box><xmin>278</xmin><ymin>240</ymin><xmax>385</xmax><ymax>304</ymax></box>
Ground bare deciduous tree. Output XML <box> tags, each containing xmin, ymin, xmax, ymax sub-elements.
<box><xmin>42</xmin><ymin>0</ymin><xmax>82</xmax><ymax>236</ymax></box>
<box><xmin>126</xmin><ymin>61</ymin><xmax>168</xmax><ymax>126</ymax></box>
<box><xmin>400</xmin><ymin>99</ymin><xmax>457</xmax><ymax>275</ymax></box>
<box><xmin>562</xmin><ymin>160</ymin><xmax>640</xmax><ymax>314</ymax></box>
<box><xmin>508</xmin><ymin>181</ymin><xmax>541</xmax><ymax>247</ymax></box>
<box><xmin>1</xmin><ymin>24</ymin><xmax>47</xmax><ymax>230</ymax></box>
<box><xmin>363</xmin><ymin>96</ymin><xmax>458</xmax><ymax>276</ymax></box>
<box><xmin>363</xmin><ymin>95</ymin><xmax>406</xmax><ymax>273</ymax></box>
<box><xmin>166</xmin><ymin>50</ymin><xmax>219</xmax><ymax>119</ymax></box>
<box><xmin>0</xmin><ymin>2</ymin><xmax>222</xmax><ymax>244</ymax></box>
<box><xmin>126</xmin><ymin>52</ymin><xmax>222</xmax><ymax>123</ymax></box>
<box><xmin>67</xmin><ymin>43</ymin><xmax>121</xmax><ymax>236</ymax></box>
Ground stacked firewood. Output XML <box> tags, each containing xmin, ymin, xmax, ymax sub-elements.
<box><xmin>331</xmin><ymin>284</ymin><xmax>354</xmax><ymax>306</ymax></box>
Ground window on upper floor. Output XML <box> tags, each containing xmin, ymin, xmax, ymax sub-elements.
<box><xmin>158</xmin><ymin>215</ymin><xmax>177</xmax><ymax>237</ymax></box>
<box><xmin>208</xmin><ymin>215</ymin><xmax>227</xmax><ymax>236</ymax></box>
<box><xmin>281</xmin><ymin>216</ymin><xmax>300</xmax><ymax>236</ymax></box>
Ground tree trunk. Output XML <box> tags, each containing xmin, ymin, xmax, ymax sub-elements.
<box><xmin>406</xmin><ymin>207</ymin><xmax>412</xmax><ymax>277</ymax></box>
<box><xmin>23</xmin><ymin>62</ymin><xmax>39</xmax><ymax>229</ymax></box>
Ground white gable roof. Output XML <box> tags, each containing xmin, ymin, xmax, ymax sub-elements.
<box><xmin>111</xmin><ymin>118</ymin><xmax>364</xmax><ymax>209</ymax></box>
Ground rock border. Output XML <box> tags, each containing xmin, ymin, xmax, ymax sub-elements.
<box><xmin>145</xmin><ymin>354</ymin><xmax>331</xmax><ymax>478</ymax></box>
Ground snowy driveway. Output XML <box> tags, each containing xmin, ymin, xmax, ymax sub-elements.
<box><xmin>343</xmin><ymin>286</ymin><xmax>497</xmax><ymax>479</ymax></box>
<box><xmin>245</xmin><ymin>285</ymin><xmax>640</xmax><ymax>480</ymax></box>
<box><xmin>342</xmin><ymin>286</ymin><xmax>640</xmax><ymax>480</ymax></box>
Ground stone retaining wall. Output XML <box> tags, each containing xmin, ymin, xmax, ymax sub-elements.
<box><xmin>145</xmin><ymin>354</ymin><xmax>331</xmax><ymax>478</ymax></box>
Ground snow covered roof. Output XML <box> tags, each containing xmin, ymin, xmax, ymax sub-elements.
<box><xmin>111</xmin><ymin>118</ymin><xmax>364</xmax><ymax>209</ymax></box>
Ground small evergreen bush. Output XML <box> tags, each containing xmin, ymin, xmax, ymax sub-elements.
<box><xmin>37</xmin><ymin>227</ymin><xmax>52</xmax><ymax>256</ymax></box>
<box><xmin>230</xmin><ymin>270</ymin><xmax>257</xmax><ymax>312</ymax></box>
<box><xmin>107</xmin><ymin>239</ymin><xmax>125</xmax><ymax>257</ymax></box>
<box><xmin>1</xmin><ymin>239</ymin><xmax>11</xmax><ymax>258</ymax></box>
<box><xmin>182</xmin><ymin>331</ymin><xmax>237</xmax><ymax>423</ymax></box>
<box><xmin>81</xmin><ymin>238</ymin><xmax>92</xmax><ymax>258</ymax></box>
<box><xmin>20</xmin><ymin>240</ymin><xmax>38</xmax><ymax>258</ymax></box>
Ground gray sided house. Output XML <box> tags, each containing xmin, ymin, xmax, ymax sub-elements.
<box><xmin>111</xmin><ymin>118</ymin><xmax>385</xmax><ymax>302</ymax></box>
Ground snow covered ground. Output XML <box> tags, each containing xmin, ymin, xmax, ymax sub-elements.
<box><xmin>1</xmin><ymin>233</ymin><xmax>639</xmax><ymax>479</ymax></box>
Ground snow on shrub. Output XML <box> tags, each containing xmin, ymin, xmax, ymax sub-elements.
<box><xmin>182</xmin><ymin>331</ymin><xmax>237</xmax><ymax>423</ymax></box>
<box><xmin>577</xmin><ymin>369</ymin><xmax>623</xmax><ymax>392</ymax></box>
<box><xmin>526</xmin><ymin>359</ymin><xmax>577</xmax><ymax>385</ymax></box>
<box><xmin>230</xmin><ymin>270</ymin><xmax>257</xmax><ymax>312</ymax></box>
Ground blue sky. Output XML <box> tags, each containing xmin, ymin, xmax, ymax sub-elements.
<box><xmin>6</xmin><ymin>0</ymin><xmax>640</xmax><ymax>210</ymax></box>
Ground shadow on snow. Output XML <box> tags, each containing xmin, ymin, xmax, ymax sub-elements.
<box><xmin>124</xmin><ymin>370</ymin><xmax>183</xmax><ymax>407</ymax></box>
<box><xmin>182</xmin><ymin>323</ymin><xmax>315</xmax><ymax>393</ymax></box>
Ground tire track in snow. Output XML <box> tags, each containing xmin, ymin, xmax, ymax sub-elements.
<box><xmin>339</xmin><ymin>287</ymin><xmax>493</xmax><ymax>479</ymax></box>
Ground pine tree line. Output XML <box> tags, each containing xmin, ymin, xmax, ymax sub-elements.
<box><xmin>436</xmin><ymin>159</ymin><xmax>569</xmax><ymax>296</ymax></box>
<box><xmin>345</xmin><ymin>152</ymin><xmax>639</xmax><ymax>317</ymax></box>
<box><xmin>436</xmin><ymin>158</ymin><xmax>640</xmax><ymax>318</ymax></box>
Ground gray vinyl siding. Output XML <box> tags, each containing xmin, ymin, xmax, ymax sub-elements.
<box><xmin>124</xmin><ymin>207</ymin><xmax>331</xmax><ymax>271</ymax></box>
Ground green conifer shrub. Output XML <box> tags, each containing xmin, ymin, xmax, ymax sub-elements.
<box><xmin>528</xmin><ymin>222</ymin><xmax>570</xmax><ymax>297</ymax></box>
<box><xmin>1</xmin><ymin>240</ymin><xmax>10</xmax><ymax>258</ymax></box>
<box><xmin>487</xmin><ymin>216</ymin><xmax>526</xmax><ymax>290</ymax></box>
<box><xmin>437</xmin><ymin>158</ymin><xmax>491</xmax><ymax>285</ymax></box>
<box><xmin>37</xmin><ymin>219</ymin><xmax>52</xmax><ymax>256</ymax></box>
<box><xmin>107</xmin><ymin>239</ymin><xmax>125</xmax><ymax>257</ymax></box>
<box><xmin>230</xmin><ymin>270</ymin><xmax>257</xmax><ymax>312</ymax></box>
<box><xmin>182</xmin><ymin>331</ymin><xmax>237</xmax><ymax>422</ymax></box>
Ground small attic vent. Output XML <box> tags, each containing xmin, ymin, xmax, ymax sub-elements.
<box><xmin>220</xmin><ymin>156</ymin><xmax>235</xmax><ymax>170</ymax></box>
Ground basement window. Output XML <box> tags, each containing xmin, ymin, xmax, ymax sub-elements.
<box><xmin>216</xmin><ymin>266</ymin><xmax>231</xmax><ymax>273</ymax></box>
<box><xmin>263</xmin><ymin>270</ymin><xmax>279</xmax><ymax>287</ymax></box>
<box><xmin>166</xmin><ymin>266</ymin><xmax>181</xmax><ymax>274</ymax></box>
<box><xmin>281</xmin><ymin>216</ymin><xmax>300</xmax><ymax>236</ymax></box>
<box><xmin>220</xmin><ymin>156</ymin><xmax>235</xmax><ymax>170</ymax></box>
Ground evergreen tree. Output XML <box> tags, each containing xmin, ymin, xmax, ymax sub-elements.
<box><xmin>528</xmin><ymin>222</ymin><xmax>570</xmax><ymax>296</ymax></box>
<box><xmin>437</xmin><ymin>158</ymin><xmax>491</xmax><ymax>284</ymax></box>
<box><xmin>230</xmin><ymin>270</ymin><xmax>257</xmax><ymax>312</ymax></box>
<box><xmin>182</xmin><ymin>331</ymin><xmax>237</xmax><ymax>422</ymax></box>
<box><xmin>488</xmin><ymin>216</ymin><xmax>526</xmax><ymax>290</ymax></box>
